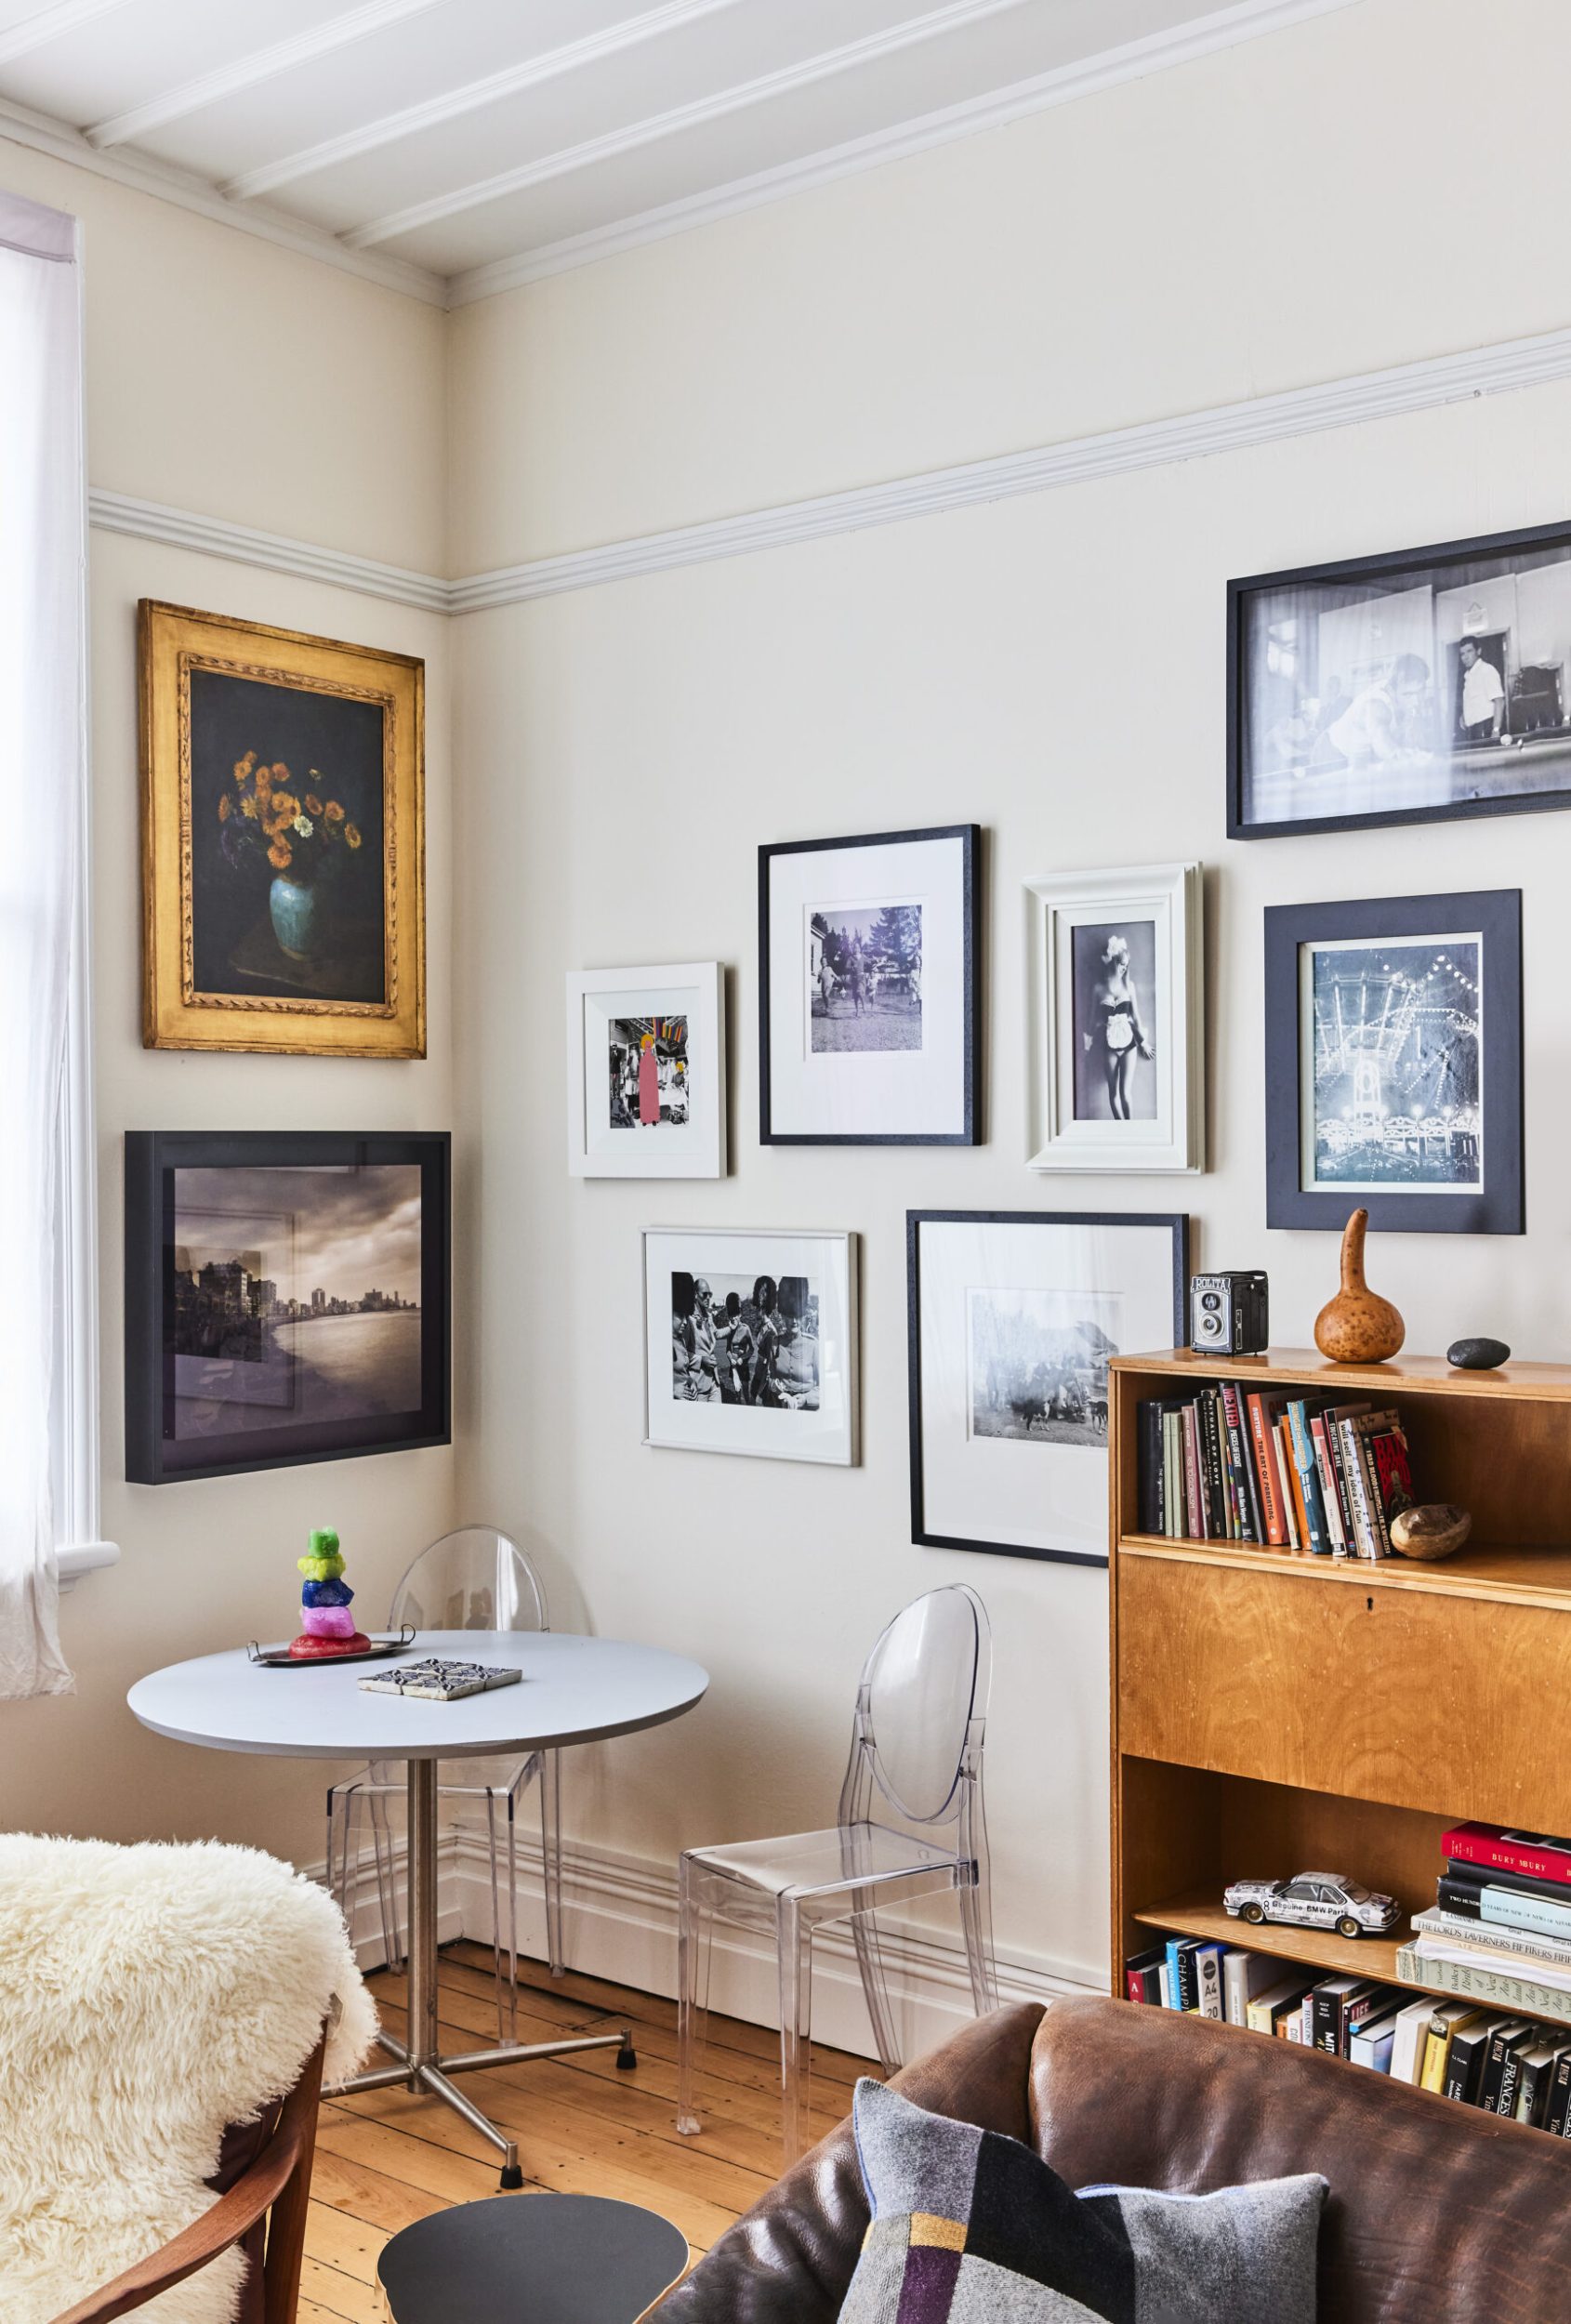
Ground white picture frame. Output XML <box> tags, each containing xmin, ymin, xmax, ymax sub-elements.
<box><xmin>642</xmin><ymin>1225</ymin><xmax>858</xmax><ymax>1466</ymax></box>
<box><xmin>566</xmin><ymin>963</ymin><xmax>726</xmax><ymax>1179</ymax></box>
<box><xmin>1025</xmin><ymin>863</ymin><xmax>1205</xmax><ymax>1174</ymax></box>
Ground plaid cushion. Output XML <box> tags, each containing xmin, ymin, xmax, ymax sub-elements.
<box><xmin>840</xmin><ymin>2080</ymin><xmax>1325</xmax><ymax>2324</ymax></box>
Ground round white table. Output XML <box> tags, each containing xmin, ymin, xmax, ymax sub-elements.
<box><xmin>129</xmin><ymin>1631</ymin><xmax>707</xmax><ymax>2186</ymax></box>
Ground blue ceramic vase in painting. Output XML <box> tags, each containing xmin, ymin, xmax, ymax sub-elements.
<box><xmin>269</xmin><ymin>873</ymin><xmax>321</xmax><ymax>961</ymax></box>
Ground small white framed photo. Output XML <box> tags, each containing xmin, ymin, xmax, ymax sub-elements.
<box><xmin>642</xmin><ymin>1225</ymin><xmax>858</xmax><ymax>1466</ymax></box>
<box><xmin>1025</xmin><ymin>863</ymin><xmax>1205</xmax><ymax>1174</ymax></box>
<box><xmin>566</xmin><ymin>963</ymin><xmax>726</xmax><ymax>1179</ymax></box>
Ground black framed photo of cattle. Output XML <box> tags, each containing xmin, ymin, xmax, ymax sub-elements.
<box><xmin>906</xmin><ymin>1209</ymin><xmax>1189</xmax><ymax>1565</ymax></box>
<box><xmin>759</xmin><ymin>825</ymin><xmax>980</xmax><ymax>1143</ymax></box>
<box><xmin>1230</xmin><ymin>519</ymin><xmax>1571</xmax><ymax>839</ymax></box>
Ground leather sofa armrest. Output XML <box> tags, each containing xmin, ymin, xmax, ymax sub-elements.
<box><xmin>653</xmin><ymin>2002</ymin><xmax>1046</xmax><ymax>2324</ymax></box>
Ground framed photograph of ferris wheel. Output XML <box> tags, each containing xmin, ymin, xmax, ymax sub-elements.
<box><xmin>1264</xmin><ymin>889</ymin><xmax>1523</xmax><ymax>1235</ymax></box>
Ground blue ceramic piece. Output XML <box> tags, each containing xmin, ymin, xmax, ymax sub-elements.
<box><xmin>301</xmin><ymin>1577</ymin><xmax>354</xmax><ymax>1607</ymax></box>
<box><xmin>269</xmin><ymin>873</ymin><xmax>321</xmax><ymax>960</ymax></box>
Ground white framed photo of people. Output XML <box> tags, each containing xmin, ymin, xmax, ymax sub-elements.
<box><xmin>644</xmin><ymin>1227</ymin><xmax>858</xmax><ymax>1465</ymax></box>
<box><xmin>759</xmin><ymin>825</ymin><xmax>980</xmax><ymax>1143</ymax></box>
<box><xmin>1230</xmin><ymin>517</ymin><xmax>1571</xmax><ymax>839</ymax></box>
<box><xmin>566</xmin><ymin>963</ymin><xmax>726</xmax><ymax>1178</ymax></box>
<box><xmin>907</xmin><ymin>1209</ymin><xmax>1188</xmax><ymax>1565</ymax></box>
<box><xmin>1025</xmin><ymin>863</ymin><xmax>1204</xmax><ymax>1173</ymax></box>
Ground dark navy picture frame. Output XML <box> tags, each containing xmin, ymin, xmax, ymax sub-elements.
<box><xmin>906</xmin><ymin>1208</ymin><xmax>1190</xmax><ymax>1566</ymax></box>
<box><xmin>1263</xmin><ymin>891</ymin><xmax>1523</xmax><ymax>1235</ymax></box>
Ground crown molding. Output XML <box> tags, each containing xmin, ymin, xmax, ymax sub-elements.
<box><xmin>86</xmin><ymin>0</ymin><xmax>447</xmax><ymax>151</ymax></box>
<box><xmin>448</xmin><ymin>320</ymin><xmax>1571</xmax><ymax>611</ymax></box>
<box><xmin>224</xmin><ymin>0</ymin><xmax>750</xmax><ymax>203</ymax></box>
<box><xmin>86</xmin><ymin>317</ymin><xmax>1571</xmax><ymax>617</ymax></box>
<box><xmin>443</xmin><ymin>0</ymin><xmax>1360</xmax><ymax>303</ymax></box>
<box><xmin>87</xmin><ymin>489</ymin><xmax>451</xmax><ymax>612</ymax></box>
<box><xmin>347</xmin><ymin>0</ymin><xmax>1057</xmax><ymax>252</ymax></box>
<box><xmin>0</xmin><ymin>0</ymin><xmax>130</xmax><ymax>68</ymax></box>
<box><xmin>0</xmin><ymin>95</ymin><xmax>447</xmax><ymax>304</ymax></box>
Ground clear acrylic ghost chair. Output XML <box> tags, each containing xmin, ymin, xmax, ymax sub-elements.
<box><xmin>676</xmin><ymin>1584</ymin><xmax>996</xmax><ymax>2168</ymax></box>
<box><xmin>324</xmin><ymin>1526</ymin><xmax>564</xmax><ymax>2040</ymax></box>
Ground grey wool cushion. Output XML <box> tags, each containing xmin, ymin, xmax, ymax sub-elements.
<box><xmin>838</xmin><ymin>2078</ymin><xmax>1326</xmax><ymax>2324</ymax></box>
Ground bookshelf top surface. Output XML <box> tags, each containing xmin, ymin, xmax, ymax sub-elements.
<box><xmin>1117</xmin><ymin>1532</ymin><xmax>1571</xmax><ymax>1609</ymax></box>
<box><xmin>1112</xmin><ymin>1348</ymin><xmax>1571</xmax><ymax>1400</ymax></box>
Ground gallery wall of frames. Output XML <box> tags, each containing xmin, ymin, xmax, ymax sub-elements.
<box><xmin>130</xmin><ymin>517</ymin><xmax>1548</xmax><ymax>1575</ymax></box>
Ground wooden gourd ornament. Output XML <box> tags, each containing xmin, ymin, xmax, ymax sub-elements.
<box><xmin>1314</xmin><ymin>1208</ymin><xmax>1405</xmax><ymax>1364</ymax></box>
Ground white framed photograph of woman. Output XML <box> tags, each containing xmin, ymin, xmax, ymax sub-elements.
<box><xmin>566</xmin><ymin>963</ymin><xmax>726</xmax><ymax>1178</ymax></box>
<box><xmin>1025</xmin><ymin>863</ymin><xmax>1204</xmax><ymax>1174</ymax></box>
<box><xmin>642</xmin><ymin>1226</ymin><xmax>858</xmax><ymax>1465</ymax></box>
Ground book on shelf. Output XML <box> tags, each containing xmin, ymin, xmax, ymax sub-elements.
<box><xmin>1396</xmin><ymin>1944</ymin><xmax>1571</xmax><ymax>2028</ymax></box>
<box><xmin>1512</xmin><ymin>2040</ymin><xmax>1564</xmax><ymax>2129</ymax></box>
<box><xmin>1413</xmin><ymin>1906</ymin><xmax>1571</xmax><ymax>1977</ymax></box>
<box><xmin>1439</xmin><ymin>2015</ymin><xmax>1495</xmax><ymax>2105</ymax></box>
<box><xmin>1445</xmin><ymin>1823</ymin><xmax>1571</xmax><ymax>1889</ymax></box>
<box><xmin>1436</xmin><ymin>1872</ymin><xmax>1571</xmax><ymax>1942</ymax></box>
<box><xmin>1545</xmin><ymin>2047</ymin><xmax>1571</xmax><ymax>2137</ymax></box>
<box><xmin>1390</xmin><ymin>1995</ymin><xmax>1439</xmax><ymax>2086</ymax></box>
<box><xmin>1419</xmin><ymin>2000</ymin><xmax>1480</xmax><ymax>2093</ymax></box>
<box><xmin>1135</xmin><ymin>1379</ymin><xmax>1421</xmax><ymax>1555</ymax></box>
<box><xmin>1478</xmin><ymin>2021</ymin><xmax>1536</xmax><ymax>2116</ymax></box>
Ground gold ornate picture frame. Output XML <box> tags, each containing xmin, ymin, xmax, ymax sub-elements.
<box><xmin>139</xmin><ymin>601</ymin><xmax>426</xmax><ymax>1058</ymax></box>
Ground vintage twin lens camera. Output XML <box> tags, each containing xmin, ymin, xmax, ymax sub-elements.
<box><xmin>1190</xmin><ymin>1270</ymin><xmax>1269</xmax><ymax>1357</ymax></box>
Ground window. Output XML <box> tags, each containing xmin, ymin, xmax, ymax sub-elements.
<box><xmin>0</xmin><ymin>189</ymin><xmax>110</xmax><ymax>1700</ymax></box>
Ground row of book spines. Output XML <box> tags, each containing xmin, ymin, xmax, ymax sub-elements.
<box><xmin>1136</xmin><ymin>1385</ymin><xmax>1412</xmax><ymax>1558</ymax></box>
<box><xmin>1127</xmin><ymin>1937</ymin><xmax>1571</xmax><ymax>2133</ymax></box>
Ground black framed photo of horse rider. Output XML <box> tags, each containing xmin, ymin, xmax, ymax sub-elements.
<box><xmin>1230</xmin><ymin>518</ymin><xmax>1571</xmax><ymax>839</ymax></box>
<box><xmin>759</xmin><ymin>825</ymin><xmax>980</xmax><ymax>1143</ymax></box>
<box><xmin>1026</xmin><ymin>863</ymin><xmax>1204</xmax><ymax>1172</ymax></box>
<box><xmin>1263</xmin><ymin>890</ymin><xmax>1523</xmax><ymax>1235</ymax></box>
<box><xmin>906</xmin><ymin>1209</ymin><xmax>1189</xmax><ymax>1565</ymax></box>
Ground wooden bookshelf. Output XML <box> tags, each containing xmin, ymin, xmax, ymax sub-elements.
<box><xmin>1109</xmin><ymin>1347</ymin><xmax>1571</xmax><ymax>2013</ymax></box>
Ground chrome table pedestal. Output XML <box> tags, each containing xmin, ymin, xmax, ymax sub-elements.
<box><xmin>328</xmin><ymin>1761</ymin><xmax>637</xmax><ymax>2188</ymax></box>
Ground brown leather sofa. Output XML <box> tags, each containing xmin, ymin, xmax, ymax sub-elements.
<box><xmin>653</xmin><ymin>1995</ymin><xmax>1571</xmax><ymax>2321</ymax></box>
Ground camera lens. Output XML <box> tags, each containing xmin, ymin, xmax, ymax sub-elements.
<box><xmin>1198</xmin><ymin>1314</ymin><xmax>1220</xmax><ymax>1336</ymax></box>
<box><xmin>1201</xmin><ymin>1292</ymin><xmax>1221</xmax><ymax>1312</ymax></box>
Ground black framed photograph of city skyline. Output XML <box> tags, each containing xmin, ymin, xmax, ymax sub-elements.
<box><xmin>1230</xmin><ymin>518</ymin><xmax>1571</xmax><ymax>838</ymax></box>
<box><xmin>125</xmin><ymin>1131</ymin><xmax>451</xmax><ymax>1482</ymax></box>
<box><xmin>759</xmin><ymin>825</ymin><xmax>980</xmax><ymax>1143</ymax></box>
<box><xmin>1263</xmin><ymin>891</ymin><xmax>1523</xmax><ymax>1235</ymax></box>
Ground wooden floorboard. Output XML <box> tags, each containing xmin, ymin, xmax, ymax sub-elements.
<box><xmin>306</xmin><ymin>1941</ymin><xmax>876</xmax><ymax>2297</ymax></box>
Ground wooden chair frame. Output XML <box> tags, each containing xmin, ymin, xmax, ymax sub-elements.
<box><xmin>49</xmin><ymin>2034</ymin><xmax>325</xmax><ymax>2324</ymax></box>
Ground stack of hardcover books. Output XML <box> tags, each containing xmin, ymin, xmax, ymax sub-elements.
<box><xmin>1135</xmin><ymin>1381</ymin><xmax>1414</xmax><ymax>1555</ymax></box>
<box><xmin>1130</xmin><ymin>1923</ymin><xmax>1571</xmax><ymax>2131</ymax></box>
<box><xmin>1401</xmin><ymin>1822</ymin><xmax>1571</xmax><ymax>2040</ymax></box>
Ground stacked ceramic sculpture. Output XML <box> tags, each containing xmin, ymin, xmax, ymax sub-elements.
<box><xmin>287</xmin><ymin>1527</ymin><xmax>372</xmax><ymax>1660</ymax></box>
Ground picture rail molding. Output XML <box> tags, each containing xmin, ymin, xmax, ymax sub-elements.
<box><xmin>87</xmin><ymin>315</ymin><xmax>1571</xmax><ymax>614</ymax></box>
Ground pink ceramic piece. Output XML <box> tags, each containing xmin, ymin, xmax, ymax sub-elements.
<box><xmin>300</xmin><ymin>1604</ymin><xmax>358</xmax><ymax>1638</ymax></box>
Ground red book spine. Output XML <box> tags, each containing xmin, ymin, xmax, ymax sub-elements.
<box><xmin>1247</xmin><ymin>1394</ymin><xmax>1285</xmax><ymax>1545</ymax></box>
<box><xmin>1445</xmin><ymin>1824</ymin><xmax>1571</xmax><ymax>1889</ymax></box>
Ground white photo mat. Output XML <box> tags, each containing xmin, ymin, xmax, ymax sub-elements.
<box><xmin>761</xmin><ymin>827</ymin><xmax>976</xmax><ymax>1142</ymax></box>
<box><xmin>1026</xmin><ymin>863</ymin><xmax>1204</xmax><ymax>1174</ymax></box>
<box><xmin>908</xmin><ymin>1210</ymin><xmax>1186</xmax><ymax>1564</ymax></box>
<box><xmin>643</xmin><ymin>1225</ymin><xmax>858</xmax><ymax>1465</ymax></box>
<box><xmin>566</xmin><ymin>963</ymin><xmax>725</xmax><ymax>1179</ymax></box>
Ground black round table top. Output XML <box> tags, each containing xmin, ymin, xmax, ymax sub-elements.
<box><xmin>377</xmin><ymin>2190</ymin><xmax>690</xmax><ymax>2322</ymax></box>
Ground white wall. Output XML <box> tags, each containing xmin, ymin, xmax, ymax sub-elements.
<box><xmin>0</xmin><ymin>145</ymin><xmax>455</xmax><ymax>1868</ymax></box>
<box><xmin>449</xmin><ymin>0</ymin><xmax>1571</xmax><ymax>2037</ymax></box>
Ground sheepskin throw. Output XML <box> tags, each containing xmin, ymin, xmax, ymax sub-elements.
<box><xmin>0</xmin><ymin>1832</ymin><xmax>376</xmax><ymax>2324</ymax></box>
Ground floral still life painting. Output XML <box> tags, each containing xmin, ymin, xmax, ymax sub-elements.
<box><xmin>140</xmin><ymin>602</ymin><xmax>425</xmax><ymax>1058</ymax></box>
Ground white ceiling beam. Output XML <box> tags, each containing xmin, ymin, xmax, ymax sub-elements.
<box><xmin>0</xmin><ymin>0</ymin><xmax>130</xmax><ymax>67</ymax></box>
<box><xmin>85</xmin><ymin>0</ymin><xmax>448</xmax><ymax>151</ymax></box>
<box><xmin>0</xmin><ymin>93</ymin><xmax>446</xmax><ymax>301</ymax></box>
<box><xmin>345</xmin><ymin>0</ymin><xmax>1040</xmax><ymax>249</ymax></box>
<box><xmin>224</xmin><ymin>0</ymin><xmax>749</xmax><ymax>203</ymax></box>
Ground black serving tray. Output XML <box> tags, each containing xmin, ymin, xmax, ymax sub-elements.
<box><xmin>246</xmin><ymin>1626</ymin><xmax>417</xmax><ymax>1669</ymax></box>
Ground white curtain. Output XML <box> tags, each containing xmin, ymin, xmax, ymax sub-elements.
<box><xmin>0</xmin><ymin>191</ymin><xmax>86</xmax><ymax>1698</ymax></box>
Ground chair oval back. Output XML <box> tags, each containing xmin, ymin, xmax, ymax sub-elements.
<box><xmin>388</xmin><ymin>1526</ymin><xmax>548</xmax><ymax>1634</ymax></box>
<box><xmin>860</xmin><ymin>1585</ymin><xmax>990</xmax><ymax>1826</ymax></box>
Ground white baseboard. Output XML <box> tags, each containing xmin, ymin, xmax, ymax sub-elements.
<box><xmin>313</xmin><ymin>1815</ymin><xmax>1102</xmax><ymax>2064</ymax></box>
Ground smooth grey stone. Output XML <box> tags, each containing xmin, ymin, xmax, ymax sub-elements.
<box><xmin>1446</xmin><ymin>1336</ymin><xmax>1511</xmax><ymax>1370</ymax></box>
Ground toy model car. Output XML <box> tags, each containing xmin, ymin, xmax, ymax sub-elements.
<box><xmin>1222</xmin><ymin>1871</ymin><xmax>1401</xmax><ymax>1940</ymax></box>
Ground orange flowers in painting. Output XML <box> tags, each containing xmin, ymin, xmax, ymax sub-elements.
<box><xmin>218</xmin><ymin>746</ymin><xmax>367</xmax><ymax>891</ymax></box>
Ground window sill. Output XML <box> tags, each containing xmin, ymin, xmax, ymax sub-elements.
<box><xmin>59</xmin><ymin>1540</ymin><xmax>120</xmax><ymax>1591</ymax></box>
